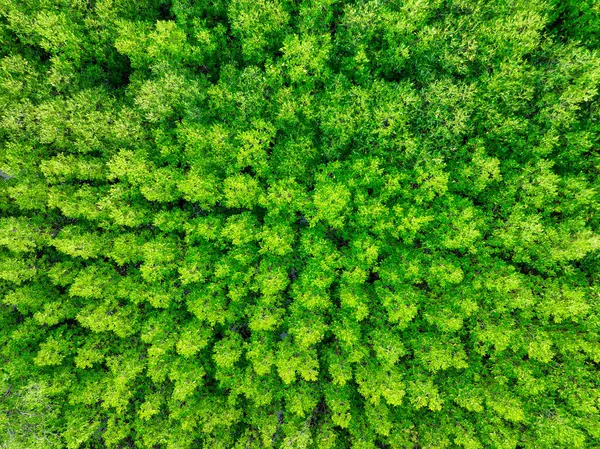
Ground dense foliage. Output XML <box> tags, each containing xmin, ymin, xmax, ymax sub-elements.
<box><xmin>1</xmin><ymin>0</ymin><xmax>600</xmax><ymax>448</ymax></box>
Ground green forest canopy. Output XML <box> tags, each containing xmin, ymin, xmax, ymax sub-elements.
<box><xmin>1</xmin><ymin>0</ymin><xmax>600</xmax><ymax>448</ymax></box>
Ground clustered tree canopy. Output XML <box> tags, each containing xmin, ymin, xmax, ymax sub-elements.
<box><xmin>1</xmin><ymin>0</ymin><xmax>600</xmax><ymax>448</ymax></box>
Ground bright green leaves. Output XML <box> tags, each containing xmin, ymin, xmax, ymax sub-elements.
<box><xmin>48</xmin><ymin>185</ymin><xmax>109</xmax><ymax>222</ymax></box>
<box><xmin>246</xmin><ymin>335</ymin><xmax>276</xmax><ymax>375</ymax></box>
<box><xmin>114</xmin><ymin>20</ymin><xmax>154</xmax><ymax>69</ymax></box>
<box><xmin>138</xmin><ymin>166</ymin><xmax>183</xmax><ymax>203</ymax></box>
<box><xmin>537</xmin><ymin>284</ymin><xmax>592</xmax><ymax>324</ymax></box>
<box><xmin>0</xmin><ymin>54</ymin><xmax>40</xmax><ymax>101</ymax></box>
<box><xmin>325</xmin><ymin>384</ymin><xmax>353</xmax><ymax>428</ymax></box>
<box><xmin>32</xmin><ymin>11</ymin><xmax>83</xmax><ymax>58</ymax></box>
<box><xmin>339</xmin><ymin>276</ymin><xmax>370</xmax><ymax>321</ymax></box>
<box><xmin>466</xmin><ymin>145</ymin><xmax>503</xmax><ymax>193</ymax></box>
<box><xmin>35</xmin><ymin>89</ymin><xmax>118</xmax><ymax>154</ymax></box>
<box><xmin>141</xmin><ymin>237</ymin><xmax>180</xmax><ymax>283</ymax></box>
<box><xmin>454</xmin><ymin>388</ymin><xmax>485</xmax><ymax>414</ymax></box>
<box><xmin>260</xmin><ymin>222</ymin><xmax>295</xmax><ymax>256</ymax></box>
<box><xmin>376</xmin><ymin>285</ymin><xmax>419</xmax><ymax>329</ymax></box>
<box><xmin>288</xmin><ymin>308</ymin><xmax>327</xmax><ymax>349</ymax></box>
<box><xmin>96</xmin><ymin>185</ymin><xmax>149</xmax><ymax>226</ymax></box>
<box><xmin>528</xmin><ymin>334</ymin><xmax>555</xmax><ymax>364</ymax></box>
<box><xmin>249</xmin><ymin>305</ymin><xmax>284</xmax><ymax>333</ymax></box>
<box><xmin>102</xmin><ymin>354</ymin><xmax>145</xmax><ymax>414</ymax></box>
<box><xmin>281</xmin><ymin>34</ymin><xmax>332</xmax><ymax>85</ymax></box>
<box><xmin>364</xmin><ymin>401</ymin><xmax>393</xmax><ymax>437</ymax></box>
<box><xmin>260</xmin><ymin>178</ymin><xmax>308</xmax><ymax>220</ymax></box>
<box><xmin>138</xmin><ymin>393</ymin><xmax>162</xmax><ymax>421</ymax></box>
<box><xmin>473</xmin><ymin>323</ymin><xmax>515</xmax><ymax>355</ymax></box>
<box><xmin>533</xmin><ymin>415</ymin><xmax>588</xmax><ymax>449</ymax></box>
<box><xmin>439</xmin><ymin>205</ymin><xmax>483</xmax><ymax>253</ymax></box>
<box><xmin>187</xmin><ymin>284</ymin><xmax>231</xmax><ymax>326</ymax></box>
<box><xmin>369</xmin><ymin>327</ymin><xmax>407</xmax><ymax>367</ymax></box>
<box><xmin>2</xmin><ymin>1</ymin><xmax>600</xmax><ymax>448</ymax></box>
<box><xmin>74</xmin><ymin>338</ymin><xmax>108</xmax><ymax>370</ymax></box>
<box><xmin>355</xmin><ymin>362</ymin><xmax>405</xmax><ymax>407</ymax></box>
<box><xmin>487</xmin><ymin>392</ymin><xmax>526</xmax><ymax>423</ymax></box>
<box><xmin>292</xmin><ymin>230</ymin><xmax>340</xmax><ymax>311</ymax></box>
<box><xmin>213</xmin><ymin>332</ymin><xmax>243</xmax><ymax>370</ymax></box>
<box><xmin>228</xmin><ymin>0</ymin><xmax>289</xmax><ymax>63</ymax></box>
<box><xmin>3</xmin><ymin>282</ymin><xmax>48</xmax><ymax>315</ymax></box>
<box><xmin>254</xmin><ymin>260</ymin><xmax>289</xmax><ymax>297</ymax></box>
<box><xmin>222</xmin><ymin>212</ymin><xmax>260</xmax><ymax>246</ymax></box>
<box><xmin>276</xmin><ymin>341</ymin><xmax>319</xmax><ymax>384</ymax></box>
<box><xmin>178</xmin><ymin>245</ymin><xmax>213</xmax><ymax>286</ymax></box>
<box><xmin>41</xmin><ymin>154</ymin><xmax>105</xmax><ymax>184</ymax></box>
<box><xmin>223</xmin><ymin>174</ymin><xmax>261</xmax><ymax>209</ymax></box>
<box><xmin>311</xmin><ymin>176</ymin><xmax>352</xmax><ymax>229</ymax></box>
<box><xmin>284</xmin><ymin>382</ymin><xmax>320</xmax><ymax>418</ymax></box>
<box><xmin>0</xmin><ymin>253</ymin><xmax>37</xmax><ymax>285</ymax></box>
<box><xmin>234</xmin><ymin>120</ymin><xmax>275</xmax><ymax>177</ymax></box>
<box><xmin>0</xmin><ymin>217</ymin><xmax>47</xmax><ymax>253</ymax></box>
<box><xmin>108</xmin><ymin>232</ymin><xmax>146</xmax><ymax>266</ymax></box>
<box><xmin>135</xmin><ymin>71</ymin><xmax>201</xmax><ymax>124</ymax></box>
<box><xmin>170</xmin><ymin>358</ymin><xmax>206</xmax><ymax>402</ymax></box>
<box><xmin>319</xmin><ymin>81</ymin><xmax>372</xmax><ymax>159</ymax></box>
<box><xmin>52</xmin><ymin>226</ymin><xmax>108</xmax><ymax>260</ymax></box>
<box><xmin>414</xmin><ymin>338</ymin><xmax>469</xmax><ymax>373</ymax></box>
<box><xmin>178</xmin><ymin>170</ymin><xmax>221</xmax><ymax>209</ymax></box>
<box><xmin>116</xmin><ymin>17</ymin><xmax>223</xmax><ymax>70</ymax></box>
<box><xmin>176</xmin><ymin>322</ymin><xmax>211</xmax><ymax>358</ymax></box>
<box><xmin>147</xmin><ymin>21</ymin><xmax>190</xmax><ymax>64</ymax></box>
<box><xmin>116</xmin><ymin>19</ymin><xmax>206</xmax><ymax>123</ymax></box>
<box><xmin>428</xmin><ymin>257</ymin><xmax>465</xmax><ymax>288</ymax></box>
<box><xmin>407</xmin><ymin>378</ymin><xmax>443</xmax><ymax>412</ymax></box>
<box><xmin>413</xmin><ymin>158</ymin><xmax>450</xmax><ymax>204</ymax></box>
<box><xmin>178</xmin><ymin>122</ymin><xmax>233</xmax><ymax>173</ymax></box>
<box><xmin>326</xmin><ymin>350</ymin><xmax>353</xmax><ymax>386</ymax></box>
<box><xmin>34</xmin><ymin>336</ymin><xmax>69</xmax><ymax>367</ymax></box>
<box><xmin>394</xmin><ymin>206</ymin><xmax>434</xmax><ymax>245</ymax></box>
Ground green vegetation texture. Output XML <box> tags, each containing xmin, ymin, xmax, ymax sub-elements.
<box><xmin>1</xmin><ymin>0</ymin><xmax>600</xmax><ymax>448</ymax></box>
